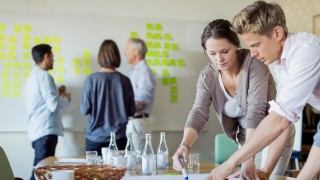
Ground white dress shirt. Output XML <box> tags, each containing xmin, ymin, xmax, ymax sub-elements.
<box><xmin>268</xmin><ymin>32</ymin><xmax>320</xmax><ymax>123</ymax></box>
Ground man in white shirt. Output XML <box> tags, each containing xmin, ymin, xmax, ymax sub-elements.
<box><xmin>24</xmin><ymin>44</ymin><xmax>71</xmax><ymax>180</ymax></box>
<box><xmin>125</xmin><ymin>38</ymin><xmax>156</xmax><ymax>151</ymax></box>
<box><xmin>207</xmin><ymin>1</ymin><xmax>320</xmax><ymax>180</ymax></box>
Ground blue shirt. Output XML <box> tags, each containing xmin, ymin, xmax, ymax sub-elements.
<box><xmin>81</xmin><ymin>71</ymin><xmax>135</xmax><ymax>142</ymax></box>
<box><xmin>130</xmin><ymin>60</ymin><xmax>156</xmax><ymax>115</ymax></box>
<box><xmin>24</xmin><ymin>66</ymin><xmax>69</xmax><ymax>142</ymax></box>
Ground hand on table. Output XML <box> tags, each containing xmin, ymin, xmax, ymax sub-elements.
<box><xmin>206</xmin><ymin>160</ymin><xmax>236</xmax><ymax>180</ymax></box>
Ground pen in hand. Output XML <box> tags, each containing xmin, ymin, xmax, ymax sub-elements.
<box><xmin>179</xmin><ymin>156</ymin><xmax>189</xmax><ymax>180</ymax></box>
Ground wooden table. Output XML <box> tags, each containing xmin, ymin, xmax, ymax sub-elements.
<box><xmin>36</xmin><ymin>156</ymin><xmax>296</xmax><ymax>179</ymax></box>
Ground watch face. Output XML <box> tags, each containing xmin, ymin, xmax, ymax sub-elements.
<box><xmin>313</xmin><ymin>15</ymin><xmax>320</xmax><ymax>35</ymax></box>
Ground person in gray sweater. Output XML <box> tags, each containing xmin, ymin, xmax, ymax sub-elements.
<box><xmin>172</xmin><ymin>19</ymin><xmax>295</xmax><ymax>179</ymax></box>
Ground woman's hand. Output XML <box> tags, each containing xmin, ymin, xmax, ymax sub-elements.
<box><xmin>172</xmin><ymin>145</ymin><xmax>189</xmax><ymax>171</ymax></box>
<box><xmin>206</xmin><ymin>160</ymin><xmax>236</xmax><ymax>180</ymax></box>
<box><xmin>240</xmin><ymin>158</ymin><xmax>259</xmax><ymax>179</ymax></box>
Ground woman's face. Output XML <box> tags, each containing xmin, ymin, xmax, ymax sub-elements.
<box><xmin>205</xmin><ymin>38</ymin><xmax>238</xmax><ymax>71</ymax></box>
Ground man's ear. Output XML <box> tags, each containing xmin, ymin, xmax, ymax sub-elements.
<box><xmin>273</xmin><ymin>26</ymin><xmax>284</xmax><ymax>41</ymax></box>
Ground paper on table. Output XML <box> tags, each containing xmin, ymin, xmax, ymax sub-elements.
<box><xmin>55</xmin><ymin>158</ymin><xmax>86</xmax><ymax>165</ymax></box>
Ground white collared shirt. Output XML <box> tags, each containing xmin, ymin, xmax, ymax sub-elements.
<box><xmin>268</xmin><ymin>32</ymin><xmax>320</xmax><ymax>122</ymax></box>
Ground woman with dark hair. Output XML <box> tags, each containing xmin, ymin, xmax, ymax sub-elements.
<box><xmin>172</xmin><ymin>19</ymin><xmax>295</xmax><ymax>179</ymax></box>
<box><xmin>81</xmin><ymin>39</ymin><xmax>135</xmax><ymax>154</ymax></box>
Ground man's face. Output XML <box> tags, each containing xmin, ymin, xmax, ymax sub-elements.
<box><xmin>46</xmin><ymin>52</ymin><xmax>54</xmax><ymax>70</ymax></box>
<box><xmin>240</xmin><ymin>32</ymin><xmax>282</xmax><ymax>65</ymax></box>
<box><xmin>125</xmin><ymin>41</ymin><xmax>136</xmax><ymax>65</ymax></box>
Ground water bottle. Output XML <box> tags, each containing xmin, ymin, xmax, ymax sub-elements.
<box><xmin>106</xmin><ymin>132</ymin><xmax>119</xmax><ymax>165</ymax></box>
<box><xmin>141</xmin><ymin>133</ymin><xmax>156</xmax><ymax>175</ymax></box>
<box><xmin>124</xmin><ymin>132</ymin><xmax>136</xmax><ymax>169</ymax></box>
<box><xmin>157</xmin><ymin>132</ymin><xmax>169</xmax><ymax>169</ymax></box>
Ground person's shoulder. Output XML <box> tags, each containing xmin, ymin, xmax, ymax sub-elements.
<box><xmin>238</xmin><ymin>49</ymin><xmax>265</xmax><ymax>69</ymax></box>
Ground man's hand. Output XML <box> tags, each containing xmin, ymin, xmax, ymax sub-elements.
<box><xmin>206</xmin><ymin>160</ymin><xmax>237</xmax><ymax>180</ymax></box>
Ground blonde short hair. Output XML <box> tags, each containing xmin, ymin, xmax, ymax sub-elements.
<box><xmin>233</xmin><ymin>0</ymin><xmax>287</xmax><ymax>37</ymax></box>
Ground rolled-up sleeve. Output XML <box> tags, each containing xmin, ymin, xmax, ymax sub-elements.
<box><xmin>269</xmin><ymin>45</ymin><xmax>320</xmax><ymax>123</ymax></box>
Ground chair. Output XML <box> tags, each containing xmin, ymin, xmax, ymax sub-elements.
<box><xmin>0</xmin><ymin>146</ymin><xmax>15</xmax><ymax>180</ymax></box>
<box><xmin>214</xmin><ymin>134</ymin><xmax>238</xmax><ymax>164</ymax></box>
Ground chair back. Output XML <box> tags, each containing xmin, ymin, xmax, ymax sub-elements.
<box><xmin>214</xmin><ymin>134</ymin><xmax>238</xmax><ymax>164</ymax></box>
<box><xmin>0</xmin><ymin>146</ymin><xmax>15</xmax><ymax>180</ymax></box>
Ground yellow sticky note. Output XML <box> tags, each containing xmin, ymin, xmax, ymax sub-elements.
<box><xmin>171</xmin><ymin>86</ymin><xmax>178</xmax><ymax>93</ymax></box>
<box><xmin>177</xmin><ymin>59</ymin><xmax>186</xmax><ymax>67</ymax></box>
<box><xmin>0</xmin><ymin>24</ymin><xmax>5</xmax><ymax>32</ymax></box>
<box><xmin>9</xmin><ymin>45</ymin><xmax>16</xmax><ymax>52</ymax></box>
<box><xmin>73</xmin><ymin>58</ymin><xmax>81</xmax><ymax>66</ymax></box>
<box><xmin>14</xmin><ymin>62</ymin><xmax>21</xmax><ymax>69</ymax></box>
<box><xmin>52</xmin><ymin>46</ymin><xmax>61</xmax><ymax>53</ymax></box>
<box><xmin>1</xmin><ymin>71</ymin><xmax>10</xmax><ymax>78</ymax></box>
<box><xmin>23</xmin><ymin>62</ymin><xmax>31</xmax><ymax>70</ymax></box>
<box><xmin>83</xmin><ymin>67</ymin><xmax>91</xmax><ymax>75</ymax></box>
<box><xmin>73</xmin><ymin>67</ymin><xmax>81</xmax><ymax>75</ymax></box>
<box><xmin>162</xmin><ymin>78</ymin><xmax>169</xmax><ymax>85</ymax></box>
<box><xmin>23</xmin><ymin>52</ymin><xmax>31</xmax><ymax>60</ymax></box>
<box><xmin>44</xmin><ymin>36</ymin><xmax>52</xmax><ymax>43</ymax></box>
<box><xmin>34</xmin><ymin>36</ymin><xmax>42</xmax><ymax>44</ymax></box>
<box><xmin>5</xmin><ymin>62</ymin><xmax>13</xmax><ymax>69</ymax></box>
<box><xmin>56</xmin><ymin>66</ymin><xmax>65</xmax><ymax>73</ymax></box>
<box><xmin>130</xmin><ymin>32</ymin><xmax>139</xmax><ymax>38</ymax></box>
<box><xmin>55</xmin><ymin>75</ymin><xmax>64</xmax><ymax>83</ymax></box>
<box><xmin>162</xmin><ymin>69</ymin><xmax>170</xmax><ymax>77</ymax></box>
<box><xmin>13</xmin><ymin>72</ymin><xmax>21</xmax><ymax>79</ymax></box>
<box><xmin>52</xmin><ymin>36</ymin><xmax>61</xmax><ymax>44</ymax></box>
<box><xmin>1</xmin><ymin>89</ymin><xmax>10</xmax><ymax>97</ymax></box>
<box><xmin>146</xmin><ymin>23</ymin><xmax>154</xmax><ymax>30</ymax></box>
<box><xmin>154</xmin><ymin>59</ymin><xmax>161</xmax><ymax>66</ymax></box>
<box><xmin>14</xmin><ymin>25</ymin><xmax>22</xmax><ymax>33</ymax></box>
<box><xmin>24</xmin><ymin>71</ymin><xmax>30</xmax><ymax>79</ymax></box>
<box><xmin>83</xmin><ymin>50</ymin><xmax>90</xmax><ymax>57</ymax></box>
<box><xmin>151</xmin><ymin>68</ymin><xmax>157</xmax><ymax>76</ymax></box>
<box><xmin>12</xmin><ymin>89</ymin><xmax>20</xmax><ymax>97</ymax></box>
<box><xmin>8</xmin><ymin>53</ymin><xmax>17</xmax><ymax>60</ymax></box>
<box><xmin>23</xmin><ymin>42</ymin><xmax>31</xmax><ymax>49</ymax></box>
<box><xmin>57</xmin><ymin>57</ymin><xmax>65</xmax><ymax>64</ymax></box>
<box><xmin>164</xmin><ymin>43</ymin><xmax>170</xmax><ymax>50</ymax></box>
<box><xmin>0</xmin><ymin>52</ymin><xmax>6</xmax><ymax>60</ymax></box>
<box><xmin>0</xmin><ymin>42</ymin><xmax>5</xmax><ymax>50</ymax></box>
<box><xmin>153</xmin><ymin>42</ymin><xmax>161</xmax><ymax>49</ymax></box>
<box><xmin>171</xmin><ymin>43</ymin><xmax>179</xmax><ymax>51</ymax></box>
<box><xmin>170</xmin><ymin>77</ymin><xmax>177</xmax><ymax>84</ymax></box>
<box><xmin>23</xmin><ymin>34</ymin><xmax>31</xmax><ymax>41</ymax></box>
<box><xmin>146</xmin><ymin>32</ymin><xmax>153</xmax><ymax>39</ymax></box>
<box><xmin>154</xmin><ymin>33</ymin><xmax>162</xmax><ymax>40</ymax></box>
<box><xmin>83</xmin><ymin>57</ymin><xmax>90</xmax><ymax>66</ymax></box>
<box><xmin>12</xmin><ymin>81</ymin><xmax>21</xmax><ymax>88</ymax></box>
<box><xmin>169</xmin><ymin>59</ymin><xmax>176</xmax><ymax>66</ymax></box>
<box><xmin>154</xmin><ymin>51</ymin><xmax>161</xmax><ymax>58</ymax></box>
<box><xmin>162</xmin><ymin>59</ymin><xmax>169</xmax><ymax>66</ymax></box>
<box><xmin>170</xmin><ymin>95</ymin><xmax>178</xmax><ymax>103</ymax></box>
<box><xmin>162</xmin><ymin>51</ymin><xmax>169</xmax><ymax>57</ymax></box>
<box><xmin>155</xmin><ymin>23</ymin><xmax>163</xmax><ymax>31</ymax></box>
<box><xmin>24</xmin><ymin>24</ymin><xmax>32</xmax><ymax>32</ymax></box>
<box><xmin>2</xmin><ymin>80</ymin><xmax>10</xmax><ymax>88</ymax></box>
<box><xmin>8</xmin><ymin>36</ymin><xmax>16</xmax><ymax>43</ymax></box>
<box><xmin>146</xmin><ymin>41</ymin><xmax>153</xmax><ymax>48</ymax></box>
<box><xmin>164</xmin><ymin>33</ymin><xmax>172</xmax><ymax>41</ymax></box>
<box><xmin>146</xmin><ymin>59</ymin><xmax>154</xmax><ymax>66</ymax></box>
<box><xmin>0</xmin><ymin>34</ymin><xmax>5</xmax><ymax>41</ymax></box>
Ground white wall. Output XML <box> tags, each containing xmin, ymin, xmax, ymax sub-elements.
<box><xmin>0</xmin><ymin>0</ymin><xmax>265</xmax><ymax>179</ymax></box>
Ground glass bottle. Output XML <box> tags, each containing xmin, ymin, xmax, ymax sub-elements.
<box><xmin>156</xmin><ymin>132</ymin><xmax>169</xmax><ymax>169</ymax></box>
<box><xmin>142</xmin><ymin>133</ymin><xmax>156</xmax><ymax>175</ymax></box>
<box><xmin>106</xmin><ymin>132</ymin><xmax>119</xmax><ymax>165</ymax></box>
<box><xmin>124</xmin><ymin>132</ymin><xmax>136</xmax><ymax>169</ymax></box>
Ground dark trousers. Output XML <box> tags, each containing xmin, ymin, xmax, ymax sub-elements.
<box><xmin>30</xmin><ymin>135</ymin><xmax>58</xmax><ymax>180</ymax></box>
<box><xmin>86</xmin><ymin>137</ymin><xmax>127</xmax><ymax>155</ymax></box>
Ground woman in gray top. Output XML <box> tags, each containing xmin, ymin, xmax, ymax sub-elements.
<box><xmin>172</xmin><ymin>19</ymin><xmax>295</xmax><ymax>179</ymax></box>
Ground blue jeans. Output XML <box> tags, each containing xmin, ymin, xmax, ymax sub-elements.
<box><xmin>86</xmin><ymin>137</ymin><xmax>127</xmax><ymax>155</ymax></box>
<box><xmin>30</xmin><ymin>135</ymin><xmax>58</xmax><ymax>180</ymax></box>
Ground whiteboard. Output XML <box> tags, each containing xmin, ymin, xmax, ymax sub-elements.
<box><xmin>0</xmin><ymin>10</ymin><xmax>207</xmax><ymax>132</ymax></box>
